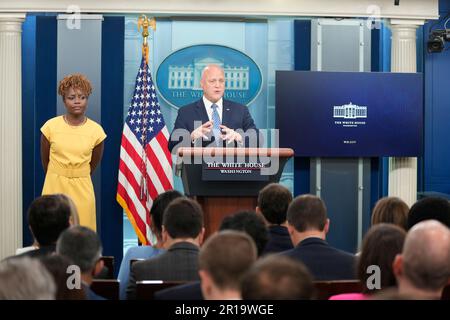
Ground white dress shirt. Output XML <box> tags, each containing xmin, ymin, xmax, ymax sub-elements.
<box><xmin>203</xmin><ymin>96</ymin><xmax>223</xmax><ymax>123</ymax></box>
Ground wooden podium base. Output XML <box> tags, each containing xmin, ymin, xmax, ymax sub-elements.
<box><xmin>194</xmin><ymin>196</ymin><xmax>258</xmax><ymax>239</ymax></box>
<box><xmin>178</xmin><ymin>148</ymin><xmax>294</xmax><ymax>240</ymax></box>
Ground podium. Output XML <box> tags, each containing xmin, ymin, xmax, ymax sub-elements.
<box><xmin>176</xmin><ymin>147</ymin><xmax>294</xmax><ymax>238</ymax></box>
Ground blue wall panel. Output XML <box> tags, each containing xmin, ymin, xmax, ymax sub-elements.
<box><xmin>423</xmin><ymin>3</ymin><xmax>450</xmax><ymax>194</ymax></box>
<box><xmin>294</xmin><ymin>20</ymin><xmax>311</xmax><ymax>72</ymax></box>
<box><xmin>22</xmin><ymin>15</ymin><xmax>57</xmax><ymax>246</ymax></box>
<box><xmin>101</xmin><ymin>16</ymin><xmax>125</xmax><ymax>275</ymax></box>
<box><xmin>22</xmin><ymin>15</ymin><xmax>37</xmax><ymax>246</ymax></box>
<box><xmin>293</xmin><ymin>20</ymin><xmax>311</xmax><ymax>196</ymax></box>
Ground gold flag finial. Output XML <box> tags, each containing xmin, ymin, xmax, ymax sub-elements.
<box><xmin>138</xmin><ymin>15</ymin><xmax>156</xmax><ymax>64</ymax></box>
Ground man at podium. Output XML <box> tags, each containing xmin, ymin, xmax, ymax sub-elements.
<box><xmin>168</xmin><ymin>64</ymin><xmax>258</xmax><ymax>152</ymax></box>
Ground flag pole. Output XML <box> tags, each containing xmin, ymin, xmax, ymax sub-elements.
<box><xmin>138</xmin><ymin>15</ymin><xmax>156</xmax><ymax>64</ymax></box>
<box><xmin>137</xmin><ymin>15</ymin><xmax>156</xmax><ymax>202</ymax></box>
<box><xmin>118</xmin><ymin>15</ymin><xmax>173</xmax><ymax>245</ymax></box>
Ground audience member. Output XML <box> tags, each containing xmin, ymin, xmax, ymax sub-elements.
<box><xmin>57</xmin><ymin>226</ymin><xmax>106</xmax><ymax>300</ymax></box>
<box><xmin>59</xmin><ymin>193</ymin><xmax>80</xmax><ymax>225</ymax></box>
<box><xmin>330</xmin><ymin>224</ymin><xmax>406</xmax><ymax>300</ymax></box>
<box><xmin>256</xmin><ymin>183</ymin><xmax>294</xmax><ymax>254</ymax></box>
<box><xmin>16</xmin><ymin>194</ymin><xmax>80</xmax><ymax>256</ymax></box>
<box><xmin>241</xmin><ymin>255</ymin><xmax>314</xmax><ymax>300</ymax></box>
<box><xmin>371</xmin><ymin>196</ymin><xmax>409</xmax><ymax>230</ymax></box>
<box><xmin>219</xmin><ymin>211</ymin><xmax>268</xmax><ymax>257</ymax></box>
<box><xmin>199</xmin><ymin>231</ymin><xmax>257</xmax><ymax>300</ymax></box>
<box><xmin>282</xmin><ymin>194</ymin><xmax>356</xmax><ymax>280</ymax></box>
<box><xmin>117</xmin><ymin>190</ymin><xmax>183</xmax><ymax>299</ymax></box>
<box><xmin>0</xmin><ymin>257</ymin><xmax>56</xmax><ymax>299</ymax></box>
<box><xmin>155</xmin><ymin>211</ymin><xmax>268</xmax><ymax>301</ymax></box>
<box><xmin>369</xmin><ymin>288</ymin><xmax>416</xmax><ymax>300</ymax></box>
<box><xmin>393</xmin><ymin>220</ymin><xmax>450</xmax><ymax>299</ymax></box>
<box><xmin>407</xmin><ymin>197</ymin><xmax>450</xmax><ymax>229</ymax></box>
<box><xmin>40</xmin><ymin>254</ymin><xmax>86</xmax><ymax>300</ymax></box>
<box><xmin>16</xmin><ymin>194</ymin><xmax>73</xmax><ymax>258</ymax></box>
<box><xmin>127</xmin><ymin>198</ymin><xmax>205</xmax><ymax>299</ymax></box>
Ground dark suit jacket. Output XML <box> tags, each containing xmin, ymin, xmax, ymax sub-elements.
<box><xmin>126</xmin><ymin>242</ymin><xmax>200</xmax><ymax>300</ymax></box>
<box><xmin>281</xmin><ymin>237</ymin><xmax>356</xmax><ymax>281</ymax></box>
<box><xmin>168</xmin><ymin>98</ymin><xmax>258</xmax><ymax>152</ymax></box>
<box><xmin>263</xmin><ymin>225</ymin><xmax>293</xmax><ymax>255</ymax></box>
<box><xmin>154</xmin><ymin>281</ymin><xmax>203</xmax><ymax>300</ymax></box>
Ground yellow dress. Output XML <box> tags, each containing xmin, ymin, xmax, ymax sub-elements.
<box><xmin>41</xmin><ymin>116</ymin><xmax>106</xmax><ymax>231</ymax></box>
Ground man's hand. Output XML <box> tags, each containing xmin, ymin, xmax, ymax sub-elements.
<box><xmin>191</xmin><ymin>121</ymin><xmax>213</xmax><ymax>141</ymax></box>
<box><xmin>220</xmin><ymin>125</ymin><xmax>243</xmax><ymax>144</ymax></box>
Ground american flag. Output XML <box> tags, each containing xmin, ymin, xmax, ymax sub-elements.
<box><xmin>117</xmin><ymin>57</ymin><xmax>173</xmax><ymax>245</ymax></box>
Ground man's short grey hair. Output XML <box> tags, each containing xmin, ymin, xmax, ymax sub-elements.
<box><xmin>402</xmin><ymin>220</ymin><xmax>450</xmax><ymax>291</ymax></box>
<box><xmin>56</xmin><ymin>226</ymin><xmax>102</xmax><ymax>273</ymax></box>
<box><xmin>0</xmin><ymin>257</ymin><xmax>56</xmax><ymax>299</ymax></box>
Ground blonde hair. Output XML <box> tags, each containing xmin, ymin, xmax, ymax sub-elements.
<box><xmin>58</xmin><ymin>73</ymin><xmax>92</xmax><ymax>99</ymax></box>
<box><xmin>55</xmin><ymin>194</ymin><xmax>79</xmax><ymax>226</ymax></box>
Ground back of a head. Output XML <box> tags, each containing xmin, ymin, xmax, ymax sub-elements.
<box><xmin>371</xmin><ymin>197</ymin><xmax>409</xmax><ymax>230</ymax></box>
<box><xmin>219</xmin><ymin>211</ymin><xmax>268</xmax><ymax>256</ymax></box>
<box><xmin>402</xmin><ymin>220</ymin><xmax>450</xmax><ymax>292</ymax></box>
<box><xmin>40</xmin><ymin>254</ymin><xmax>86</xmax><ymax>300</ymax></box>
<box><xmin>55</xmin><ymin>194</ymin><xmax>80</xmax><ymax>226</ymax></box>
<box><xmin>199</xmin><ymin>231</ymin><xmax>257</xmax><ymax>291</ymax></box>
<box><xmin>28</xmin><ymin>195</ymin><xmax>72</xmax><ymax>246</ymax></box>
<box><xmin>358</xmin><ymin>224</ymin><xmax>406</xmax><ymax>293</ymax></box>
<box><xmin>162</xmin><ymin>198</ymin><xmax>203</xmax><ymax>239</ymax></box>
<box><xmin>241</xmin><ymin>255</ymin><xmax>314</xmax><ymax>300</ymax></box>
<box><xmin>56</xmin><ymin>226</ymin><xmax>102</xmax><ymax>273</ymax></box>
<box><xmin>150</xmin><ymin>190</ymin><xmax>184</xmax><ymax>235</ymax></box>
<box><xmin>257</xmin><ymin>183</ymin><xmax>293</xmax><ymax>225</ymax></box>
<box><xmin>0</xmin><ymin>257</ymin><xmax>56</xmax><ymax>299</ymax></box>
<box><xmin>407</xmin><ymin>197</ymin><xmax>450</xmax><ymax>229</ymax></box>
<box><xmin>370</xmin><ymin>288</ymin><xmax>416</xmax><ymax>300</ymax></box>
<box><xmin>287</xmin><ymin>194</ymin><xmax>327</xmax><ymax>232</ymax></box>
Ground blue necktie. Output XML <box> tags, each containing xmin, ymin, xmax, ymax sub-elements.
<box><xmin>211</xmin><ymin>104</ymin><xmax>221</xmax><ymax>145</ymax></box>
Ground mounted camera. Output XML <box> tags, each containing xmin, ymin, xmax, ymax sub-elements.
<box><xmin>427</xmin><ymin>29</ymin><xmax>450</xmax><ymax>53</ymax></box>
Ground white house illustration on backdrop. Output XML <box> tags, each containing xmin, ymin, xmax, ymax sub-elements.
<box><xmin>333</xmin><ymin>102</ymin><xmax>367</xmax><ymax>119</ymax></box>
<box><xmin>168</xmin><ymin>57</ymin><xmax>249</xmax><ymax>90</ymax></box>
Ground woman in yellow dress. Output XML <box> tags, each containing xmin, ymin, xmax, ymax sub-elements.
<box><xmin>40</xmin><ymin>74</ymin><xmax>106</xmax><ymax>231</ymax></box>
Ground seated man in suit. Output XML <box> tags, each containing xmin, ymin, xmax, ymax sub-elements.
<box><xmin>126</xmin><ymin>198</ymin><xmax>205</xmax><ymax>300</ymax></box>
<box><xmin>15</xmin><ymin>194</ymin><xmax>73</xmax><ymax>259</ymax></box>
<box><xmin>199</xmin><ymin>231</ymin><xmax>257</xmax><ymax>300</ymax></box>
<box><xmin>56</xmin><ymin>226</ymin><xmax>106</xmax><ymax>300</ymax></box>
<box><xmin>256</xmin><ymin>183</ymin><xmax>294</xmax><ymax>254</ymax></box>
<box><xmin>392</xmin><ymin>220</ymin><xmax>450</xmax><ymax>299</ymax></box>
<box><xmin>281</xmin><ymin>195</ymin><xmax>356</xmax><ymax>281</ymax></box>
<box><xmin>155</xmin><ymin>210</ymin><xmax>267</xmax><ymax>300</ymax></box>
<box><xmin>117</xmin><ymin>190</ymin><xmax>183</xmax><ymax>299</ymax></box>
<box><xmin>168</xmin><ymin>64</ymin><xmax>259</xmax><ymax>153</ymax></box>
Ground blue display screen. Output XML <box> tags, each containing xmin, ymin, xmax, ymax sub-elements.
<box><xmin>276</xmin><ymin>71</ymin><xmax>423</xmax><ymax>157</ymax></box>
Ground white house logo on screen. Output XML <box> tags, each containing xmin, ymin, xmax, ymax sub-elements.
<box><xmin>156</xmin><ymin>45</ymin><xmax>262</xmax><ymax>109</ymax></box>
<box><xmin>333</xmin><ymin>102</ymin><xmax>367</xmax><ymax>128</ymax></box>
<box><xmin>333</xmin><ymin>102</ymin><xmax>367</xmax><ymax>119</ymax></box>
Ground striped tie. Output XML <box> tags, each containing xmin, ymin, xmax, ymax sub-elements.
<box><xmin>211</xmin><ymin>104</ymin><xmax>221</xmax><ymax>145</ymax></box>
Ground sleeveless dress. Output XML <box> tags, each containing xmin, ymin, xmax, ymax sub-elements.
<box><xmin>41</xmin><ymin>116</ymin><xmax>106</xmax><ymax>231</ymax></box>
